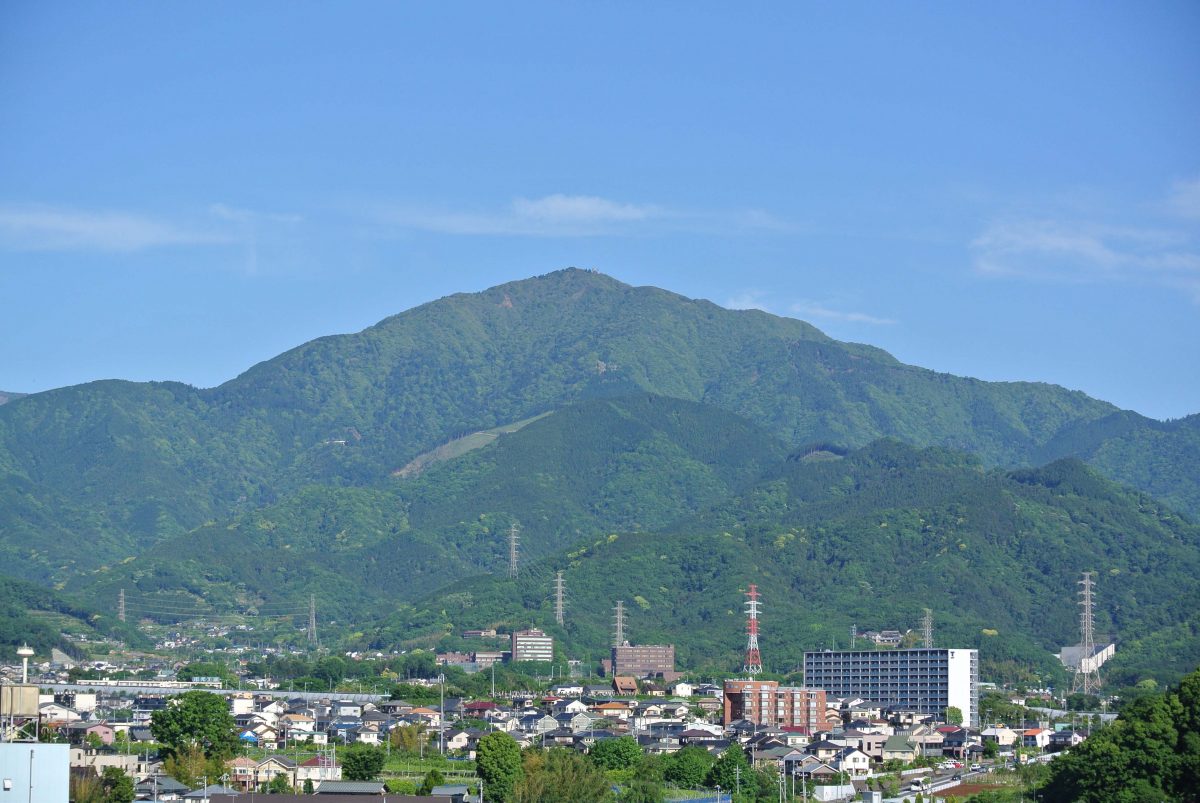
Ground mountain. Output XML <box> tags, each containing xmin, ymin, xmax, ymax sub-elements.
<box><xmin>0</xmin><ymin>575</ymin><xmax>144</xmax><ymax>657</ymax></box>
<box><xmin>1</xmin><ymin>269</ymin><xmax>1195</xmax><ymax>586</ymax></box>
<box><xmin>368</xmin><ymin>440</ymin><xmax>1200</xmax><ymax>687</ymax></box>
<box><xmin>0</xmin><ymin>391</ymin><xmax>25</xmax><ymax>406</ymax></box>
<box><xmin>73</xmin><ymin>394</ymin><xmax>788</xmax><ymax>623</ymax></box>
<box><xmin>1</xmin><ymin>268</ymin><xmax>1198</xmax><ymax>682</ymax></box>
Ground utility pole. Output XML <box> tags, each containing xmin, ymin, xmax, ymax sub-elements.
<box><xmin>922</xmin><ymin>608</ymin><xmax>934</xmax><ymax>649</ymax></box>
<box><xmin>612</xmin><ymin>601</ymin><xmax>625</xmax><ymax>647</ymax></box>
<box><xmin>507</xmin><ymin>522</ymin><xmax>520</xmax><ymax>579</ymax></box>
<box><xmin>554</xmin><ymin>572</ymin><xmax>565</xmax><ymax>626</ymax></box>
<box><xmin>308</xmin><ymin>595</ymin><xmax>317</xmax><ymax>647</ymax></box>
<box><xmin>118</xmin><ymin>589</ymin><xmax>126</xmax><ymax>623</ymax></box>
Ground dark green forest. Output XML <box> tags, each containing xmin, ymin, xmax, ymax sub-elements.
<box><xmin>362</xmin><ymin>439</ymin><xmax>1200</xmax><ymax>687</ymax></box>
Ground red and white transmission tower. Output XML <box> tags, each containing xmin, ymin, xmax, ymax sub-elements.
<box><xmin>743</xmin><ymin>584</ymin><xmax>763</xmax><ymax>675</ymax></box>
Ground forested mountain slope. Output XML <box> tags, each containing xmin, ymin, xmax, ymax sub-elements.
<box><xmin>0</xmin><ymin>268</ymin><xmax>1196</xmax><ymax>591</ymax></box>
<box><xmin>369</xmin><ymin>441</ymin><xmax>1200</xmax><ymax>687</ymax></box>
<box><xmin>74</xmin><ymin>395</ymin><xmax>788</xmax><ymax>619</ymax></box>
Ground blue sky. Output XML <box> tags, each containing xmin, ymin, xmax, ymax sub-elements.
<box><xmin>1</xmin><ymin>2</ymin><xmax>1197</xmax><ymax>419</ymax></box>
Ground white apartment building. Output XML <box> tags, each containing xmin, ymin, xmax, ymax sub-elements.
<box><xmin>803</xmin><ymin>648</ymin><xmax>978</xmax><ymax>727</ymax></box>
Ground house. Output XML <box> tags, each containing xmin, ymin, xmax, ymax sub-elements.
<box><xmin>939</xmin><ymin>726</ymin><xmax>978</xmax><ymax>757</ymax></box>
<box><xmin>68</xmin><ymin>747</ymin><xmax>139</xmax><ymax>777</ymax></box>
<box><xmin>431</xmin><ymin>784</ymin><xmax>471</xmax><ymax>803</ymax></box>
<box><xmin>804</xmin><ymin>739</ymin><xmax>843</xmax><ymax>763</ymax></box>
<box><xmin>39</xmin><ymin>702</ymin><xmax>80</xmax><ymax>722</ymax></box>
<box><xmin>255</xmin><ymin>755</ymin><xmax>297</xmax><ymax>787</ymax></box>
<box><xmin>553</xmin><ymin>699</ymin><xmax>589</xmax><ymax>715</ymax></box>
<box><xmin>981</xmin><ymin>725</ymin><xmax>1020</xmax><ymax>747</ymax></box>
<box><xmin>314</xmin><ymin>780</ymin><xmax>388</xmax><ymax>795</ymax></box>
<box><xmin>846</xmin><ymin>700</ymin><xmax>884</xmax><ymax>721</ymax></box>
<box><xmin>637</xmin><ymin>703</ymin><xmax>664</xmax><ymax>718</ymax></box>
<box><xmin>184</xmin><ymin>785</ymin><xmax>240</xmax><ymax>799</ymax></box>
<box><xmin>613</xmin><ymin>676</ymin><xmax>639</xmax><ymax>695</ymax></box>
<box><xmin>518</xmin><ymin>713</ymin><xmax>558</xmax><ymax>734</ymax></box>
<box><xmin>331</xmin><ymin>700</ymin><xmax>362</xmax><ymax>719</ymax></box>
<box><xmin>555</xmin><ymin>712</ymin><xmax>594</xmax><ymax>733</ymax></box>
<box><xmin>463</xmin><ymin>701</ymin><xmax>499</xmax><ymax>716</ymax></box>
<box><xmin>377</xmin><ymin>700</ymin><xmax>414</xmax><ymax>716</ymax></box>
<box><xmin>297</xmin><ymin>754</ymin><xmax>341</xmax><ymax>785</ymax></box>
<box><xmin>229</xmin><ymin>693</ymin><xmax>256</xmax><ymax>716</ymax></box>
<box><xmin>882</xmin><ymin>735</ymin><xmax>920</xmax><ymax>763</ymax></box>
<box><xmin>353</xmin><ymin>724</ymin><xmax>384</xmax><ymax>745</ymax></box>
<box><xmin>409</xmin><ymin>707</ymin><xmax>442</xmax><ymax>726</ymax></box>
<box><xmin>590</xmin><ymin>701</ymin><xmax>632</xmax><ymax>721</ymax></box>
<box><xmin>134</xmin><ymin>775</ymin><xmax>189</xmax><ymax>801</ymax></box>
<box><xmin>61</xmin><ymin>721</ymin><xmax>115</xmax><ymax>746</ymax></box>
<box><xmin>551</xmin><ymin>683</ymin><xmax>584</xmax><ymax>697</ymax></box>
<box><xmin>842</xmin><ymin>729</ymin><xmax>887</xmax><ymax>761</ymax></box>
<box><xmin>786</xmin><ymin>754</ymin><xmax>839</xmax><ymax>781</ymax></box>
<box><xmin>670</xmin><ymin>681</ymin><xmax>694</xmax><ymax>697</ymax></box>
<box><xmin>444</xmin><ymin>729</ymin><xmax>473</xmax><ymax>751</ymax></box>
<box><xmin>832</xmin><ymin>747</ymin><xmax>871</xmax><ymax>777</ymax></box>
<box><xmin>1022</xmin><ymin>728</ymin><xmax>1051</xmax><ymax>750</ymax></box>
<box><xmin>288</xmin><ymin>726</ymin><xmax>328</xmax><ymax>745</ymax></box>
<box><xmin>227</xmin><ymin>757</ymin><xmax>258</xmax><ymax>791</ymax></box>
<box><xmin>490</xmin><ymin>713</ymin><xmax>521</xmax><ymax>732</ymax></box>
<box><xmin>1049</xmin><ymin>730</ymin><xmax>1087</xmax><ymax>750</ymax></box>
<box><xmin>661</xmin><ymin>700</ymin><xmax>691</xmax><ymax>718</ymax></box>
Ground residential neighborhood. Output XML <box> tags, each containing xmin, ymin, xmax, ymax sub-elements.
<box><xmin>1</xmin><ymin>640</ymin><xmax>1108</xmax><ymax>802</ymax></box>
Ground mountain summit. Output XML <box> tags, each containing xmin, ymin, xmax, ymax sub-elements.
<box><xmin>0</xmin><ymin>268</ymin><xmax>1196</xmax><ymax>585</ymax></box>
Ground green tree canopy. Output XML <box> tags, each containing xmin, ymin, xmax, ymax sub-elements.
<box><xmin>514</xmin><ymin>749</ymin><xmax>613</xmax><ymax>803</ymax></box>
<box><xmin>662</xmin><ymin>746</ymin><xmax>714</xmax><ymax>788</ymax></box>
<box><xmin>705</xmin><ymin>745</ymin><xmax>751</xmax><ymax>793</ymax></box>
<box><xmin>342</xmin><ymin>744</ymin><xmax>386</xmax><ymax>781</ymax></box>
<box><xmin>418</xmin><ymin>769</ymin><xmax>446</xmax><ymax>796</ymax></box>
<box><xmin>99</xmin><ymin>766</ymin><xmax>135</xmax><ymax>803</ymax></box>
<box><xmin>589</xmin><ymin>735</ymin><xmax>643</xmax><ymax>771</ymax></box>
<box><xmin>1041</xmin><ymin>666</ymin><xmax>1200</xmax><ymax>802</ymax></box>
<box><xmin>476</xmin><ymin>731</ymin><xmax>523</xmax><ymax>803</ymax></box>
<box><xmin>149</xmin><ymin>691</ymin><xmax>238</xmax><ymax>759</ymax></box>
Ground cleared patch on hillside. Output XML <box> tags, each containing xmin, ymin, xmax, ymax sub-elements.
<box><xmin>392</xmin><ymin>411</ymin><xmax>554</xmax><ymax>478</ymax></box>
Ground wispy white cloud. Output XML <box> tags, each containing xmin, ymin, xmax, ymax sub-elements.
<box><xmin>379</xmin><ymin>194</ymin><xmax>661</xmax><ymax>237</ymax></box>
<box><xmin>723</xmin><ymin>290</ymin><xmax>894</xmax><ymax>325</ymax></box>
<box><xmin>378</xmin><ymin>193</ymin><xmax>793</xmax><ymax>237</ymax></box>
<box><xmin>209</xmin><ymin>203</ymin><xmax>302</xmax><ymax>225</ymax></box>
<box><xmin>790</xmin><ymin>302</ymin><xmax>896</xmax><ymax>325</ymax></box>
<box><xmin>510</xmin><ymin>194</ymin><xmax>660</xmax><ymax>224</ymax></box>
<box><xmin>1167</xmin><ymin>176</ymin><xmax>1200</xmax><ymax>220</ymax></box>
<box><xmin>724</xmin><ymin>290</ymin><xmax>775</xmax><ymax>312</ymax></box>
<box><xmin>0</xmin><ymin>204</ymin><xmax>230</xmax><ymax>252</ymax></box>
<box><xmin>971</xmin><ymin>178</ymin><xmax>1200</xmax><ymax>301</ymax></box>
<box><xmin>971</xmin><ymin>219</ymin><xmax>1200</xmax><ymax>299</ymax></box>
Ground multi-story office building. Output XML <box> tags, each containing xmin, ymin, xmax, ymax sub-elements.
<box><xmin>610</xmin><ymin>643</ymin><xmax>681</xmax><ymax>681</ymax></box>
<box><xmin>510</xmin><ymin>628</ymin><xmax>554</xmax><ymax>663</ymax></box>
<box><xmin>722</xmin><ymin>679</ymin><xmax>827</xmax><ymax>733</ymax></box>
<box><xmin>803</xmin><ymin>648</ymin><xmax>978</xmax><ymax>726</ymax></box>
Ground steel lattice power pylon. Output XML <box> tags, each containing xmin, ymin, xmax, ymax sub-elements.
<box><xmin>743</xmin><ymin>584</ymin><xmax>762</xmax><ymax>675</ymax></box>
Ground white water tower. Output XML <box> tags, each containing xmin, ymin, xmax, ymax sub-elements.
<box><xmin>16</xmin><ymin>644</ymin><xmax>34</xmax><ymax>684</ymax></box>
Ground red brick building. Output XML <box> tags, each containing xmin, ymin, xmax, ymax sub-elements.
<box><xmin>723</xmin><ymin>679</ymin><xmax>826</xmax><ymax>733</ymax></box>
